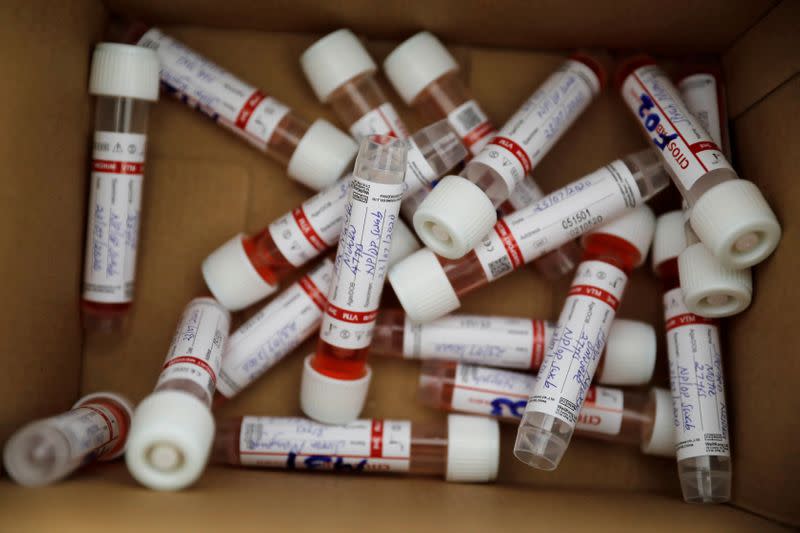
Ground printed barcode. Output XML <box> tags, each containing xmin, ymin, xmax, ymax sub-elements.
<box><xmin>456</xmin><ymin>105</ymin><xmax>483</xmax><ymax>132</ymax></box>
<box><xmin>488</xmin><ymin>256</ymin><xmax>513</xmax><ymax>278</ymax></box>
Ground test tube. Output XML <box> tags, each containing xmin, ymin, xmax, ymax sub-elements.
<box><xmin>301</xmin><ymin>29</ymin><xmax>409</xmax><ymax>141</ymax></box>
<box><xmin>514</xmin><ymin>207</ymin><xmax>656</xmax><ymax>471</ymax></box>
<box><xmin>212</xmin><ymin>415</ymin><xmax>499</xmax><ymax>482</ymax></box>
<box><xmin>81</xmin><ymin>43</ymin><xmax>159</xmax><ymax>332</ymax></box>
<box><xmin>616</xmin><ymin>56</ymin><xmax>781</xmax><ymax>269</ymax></box>
<box><xmin>412</xmin><ymin>55</ymin><xmax>605</xmax><ymax>260</ymax></box>
<box><xmin>202</xmin><ymin>120</ymin><xmax>465</xmax><ymax>311</ymax></box>
<box><xmin>419</xmin><ymin>362</ymin><xmax>674</xmax><ymax>458</ymax></box>
<box><xmin>111</xmin><ymin>21</ymin><xmax>358</xmax><ymax>191</ymax></box>
<box><xmin>3</xmin><ymin>392</ymin><xmax>134</xmax><ymax>487</ymax></box>
<box><xmin>126</xmin><ymin>297</ymin><xmax>231</xmax><ymax>491</ymax></box>
<box><xmin>652</xmin><ymin>211</ymin><xmax>732</xmax><ymax>503</ymax></box>
<box><xmin>300</xmin><ymin>136</ymin><xmax>408</xmax><ymax>424</ymax></box>
<box><xmin>372</xmin><ymin>309</ymin><xmax>657</xmax><ymax>386</ymax></box>
<box><xmin>389</xmin><ymin>150</ymin><xmax>669</xmax><ymax>323</ymax></box>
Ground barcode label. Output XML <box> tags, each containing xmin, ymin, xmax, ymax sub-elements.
<box><xmin>455</xmin><ymin>105</ymin><xmax>482</xmax><ymax>133</ymax></box>
<box><xmin>488</xmin><ymin>256</ymin><xmax>513</xmax><ymax>278</ymax></box>
<box><xmin>447</xmin><ymin>100</ymin><xmax>495</xmax><ymax>155</ymax></box>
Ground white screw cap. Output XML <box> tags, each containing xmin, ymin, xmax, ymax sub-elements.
<box><xmin>125</xmin><ymin>390</ymin><xmax>215</xmax><ymax>491</ymax></box>
<box><xmin>383</xmin><ymin>32</ymin><xmax>459</xmax><ymax>105</ymax></box>
<box><xmin>300</xmin><ymin>355</ymin><xmax>372</xmax><ymax>424</ymax></box>
<box><xmin>596</xmin><ymin>319</ymin><xmax>656</xmax><ymax>386</ymax></box>
<box><xmin>652</xmin><ymin>210</ymin><xmax>687</xmax><ymax>270</ymax></box>
<box><xmin>387</xmin><ymin>219</ymin><xmax>421</xmax><ymax>267</ymax></box>
<box><xmin>300</xmin><ymin>29</ymin><xmax>377</xmax><ymax>102</ymax></box>
<box><xmin>73</xmin><ymin>391</ymin><xmax>136</xmax><ymax>461</ymax></box>
<box><xmin>90</xmin><ymin>43</ymin><xmax>159</xmax><ymax>101</ymax></box>
<box><xmin>288</xmin><ymin>119</ymin><xmax>359</xmax><ymax>191</ymax></box>
<box><xmin>445</xmin><ymin>415</ymin><xmax>500</xmax><ymax>482</ymax></box>
<box><xmin>583</xmin><ymin>206</ymin><xmax>656</xmax><ymax>267</ymax></box>
<box><xmin>640</xmin><ymin>388</ymin><xmax>676</xmax><ymax>457</ymax></box>
<box><xmin>413</xmin><ymin>175</ymin><xmax>497</xmax><ymax>259</ymax></box>
<box><xmin>388</xmin><ymin>248</ymin><xmax>461</xmax><ymax>323</ymax></box>
<box><xmin>690</xmin><ymin>179</ymin><xmax>781</xmax><ymax>269</ymax></box>
<box><xmin>679</xmin><ymin>242</ymin><xmax>752</xmax><ymax>318</ymax></box>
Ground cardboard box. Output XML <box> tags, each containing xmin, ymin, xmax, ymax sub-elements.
<box><xmin>0</xmin><ymin>0</ymin><xmax>797</xmax><ymax>529</ymax></box>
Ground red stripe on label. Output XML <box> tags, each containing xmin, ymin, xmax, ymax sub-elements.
<box><xmin>689</xmin><ymin>141</ymin><xmax>720</xmax><ymax>154</ymax></box>
<box><xmin>370</xmin><ymin>420</ymin><xmax>383</xmax><ymax>458</ymax></box>
<box><xmin>568</xmin><ymin>284</ymin><xmax>620</xmax><ymax>310</ymax></box>
<box><xmin>462</xmin><ymin>122</ymin><xmax>495</xmax><ymax>148</ymax></box>
<box><xmin>162</xmin><ymin>356</ymin><xmax>217</xmax><ymax>385</ymax></box>
<box><xmin>292</xmin><ymin>207</ymin><xmax>328</xmax><ymax>251</ymax></box>
<box><xmin>530</xmin><ymin>320</ymin><xmax>546</xmax><ymax>369</ymax></box>
<box><xmin>235</xmin><ymin>90</ymin><xmax>266</xmax><ymax>129</ymax></box>
<box><xmin>494</xmin><ymin>219</ymin><xmax>524</xmax><ymax>269</ymax></box>
<box><xmin>92</xmin><ymin>160</ymin><xmax>144</xmax><ymax>174</ymax></box>
<box><xmin>298</xmin><ymin>275</ymin><xmax>328</xmax><ymax>311</ymax></box>
<box><xmin>490</xmin><ymin>136</ymin><xmax>532</xmax><ymax>173</ymax></box>
<box><xmin>325</xmin><ymin>302</ymin><xmax>378</xmax><ymax>324</ymax></box>
<box><xmin>665</xmin><ymin>313</ymin><xmax>716</xmax><ymax>331</ymax></box>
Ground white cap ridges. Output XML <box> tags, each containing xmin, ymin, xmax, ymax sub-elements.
<box><xmin>288</xmin><ymin>119</ymin><xmax>359</xmax><ymax>190</ymax></box>
<box><xmin>413</xmin><ymin>176</ymin><xmax>497</xmax><ymax>259</ymax></box>
<box><xmin>445</xmin><ymin>415</ymin><xmax>500</xmax><ymax>483</ymax></box>
<box><xmin>596</xmin><ymin>319</ymin><xmax>656</xmax><ymax>386</ymax></box>
<box><xmin>90</xmin><ymin>43</ymin><xmax>159</xmax><ymax>101</ymax></box>
<box><xmin>73</xmin><ymin>392</ymin><xmax>135</xmax><ymax>460</ymax></box>
<box><xmin>388</xmin><ymin>248</ymin><xmax>460</xmax><ymax>323</ymax></box>
<box><xmin>679</xmin><ymin>242</ymin><xmax>753</xmax><ymax>318</ymax></box>
<box><xmin>584</xmin><ymin>206</ymin><xmax>656</xmax><ymax>267</ymax></box>
<box><xmin>201</xmin><ymin>234</ymin><xmax>278</xmax><ymax>312</ymax></box>
<box><xmin>300</xmin><ymin>355</ymin><xmax>372</xmax><ymax>424</ymax></box>
<box><xmin>387</xmin><ymin>219</ymin><xmax>421</xmax><ymax>267</ymax></box>
<box><xmin>125</xmin><ymin>390</ymin><xmax>215</xmax><ymax>491</ymax></box>
<box><xmin>690</xmin><ymin>179</ymin><xmax>781</xmax><ymax>269</ymax></box>
<box><xmin>641</xmin><ymin>388</ymin><xmax>676</xmax><ymax>457</ymax></box>
<box><xmin>652</xmin><ymin>211</ymin><xmax>687</xmax><ymax>270</ymax></box>
<box><xmin>383</xmin><ymin>32</ymin><xmax>459</xmax><ymax>105</ymax></box>
<box><xmin>300</xmin><ymin>29</ymin><xmax>377</xmax><ymax>102</ymax></box>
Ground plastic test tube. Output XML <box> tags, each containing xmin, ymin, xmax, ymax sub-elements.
<box><xmin>301</xmin><ymin>29</ymin><xmax>409</xmax><ymax>142</ymax></box>
<box><xmin>652</xmin><ymin>211</ymin><xmax>732</xmax><ymax>503</ymax></box>
<box><xmin>126</xmin><ymin>298</ymin><xmax>231</xmax><ymax>491</ymax></box>
<box><xmin>389</xmin><ymin>150</ymin><xmax>669</xmax><ymax>323</ymax></box>
<box><xmin>419</xmin><ymin>362</ymin><xmax>674</xmax><ymax>458</ymax></box>
<box><xmin>514</xmin><ymin>206</ymin><xmax>657</xmax><ymax>471</ymax></box>
<box><xmin>213</xmin><ymin>414</ymin><xmax>498</xmax><ymax>482</ymax></box>
<box><xmin>300</xmin><ymin>136</ymin><xmax>408</xmax><ymax>424</ymax></box>
<box><xmin>114</xmin><ymin>22</ymin><xmax>358</xmax><ymax>191</ymax></box>
<box><xmin>617</xmin><ymin>56</ymin><xmax>781</xmax><ymax>269</ymax></box>
<box><xmin>201</xmin><ymin>120</ymin><xmax>465</xmax><ymax>311</ymax></box>
<box><xmin>412</xmin><ymin>55</ymin><xmax>605</xmax><ymax>260</ymax></box>
<box><xmin>372</xmin><ymin>309</ymin><xmax>657</xmax><ymax>386</ymax></box>
<box><xmin>81</xmin><ymin>43</ymin><xmax>159</xmax><ymax>332</ymax></box>
<box><xmin>3</xmin><ymin>392</ymin><xmax>134</xmax><ymax>487</ymax></box>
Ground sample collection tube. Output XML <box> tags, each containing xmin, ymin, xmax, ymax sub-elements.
<box><xmin>617</xmin><ymin>56</ymin><xmax>780</xmax><ymax>269</ymax></box>
<box><xmin>418</xmin><ymin>362</ymin><xmax>674</xmax><ymax>457</ymax></box>
<box><xmin>126</xmin><ymin>298</ymin><xmax>231</xmax><ymax>491</ymax></box>
<box><xmin>389</xmin><ymin>150</ymin><xmax>669</xmax><ymax>323</ymax></box>
<box><xmin>213</xmin><ymin>414</ymin><xmax>499</xmax><ymax>483</ymax></box>
<box><xmin>81</xmin><ymin>43</ymin><xmax>159</xmax><ymax>332</ymax></box>
<box><xmin>3</xmin><ymin>392</ymin><xmax>134</xmax><ymax>487</ymax></box>
<box><xmin>514</xmin><ymin>206</ymin><xmax>656</xmax><ymax>471</ymax></box>
<box><xmin>652</xmin><ymin>211</ymin><xmax>732</xmax><ymax>503</ymax></box>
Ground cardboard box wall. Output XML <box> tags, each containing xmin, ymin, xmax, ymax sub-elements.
<box><xmin>0</xmin><ymin>0</ymin><xmax>797</xmax><ymax>529</ymax></box>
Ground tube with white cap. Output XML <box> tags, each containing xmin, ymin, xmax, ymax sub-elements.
<box><xmin>126</xmin><ymin>297</ymin><xmax>231</xmax><ymax>491</ymax></box>
<box><xmin>213</xmin><ymin>415</ymin><xmax>499</xmax><ymax>483</ymax></box>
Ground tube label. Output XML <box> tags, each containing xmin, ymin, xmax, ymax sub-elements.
<box><xmin>156</xmin><ymin>298</ymin><xmax>230</xmax><ymax>404</ymax></box>
<box><xmin>677</xmin><ymin>74</ymin><xmax>723</xmax><ymax>151</ymax></box>
<box><xmin>664</xmin><ymin>287</ymin><xmax>730</xmax><ymax>460</ymax></box>
<box><xmin>447</xmin><ymin>99</ymin><xmax>496</xmax><ymax>156</ymax></box>
<box><xmin>50</xmin><ymin>401</ymin><xmax>125</xmax><ymax>463</ymax></box>
<box><xmin>576</xmin><ymin>386</ymin><xmax>623</xmax><ymax>436</ymax></box>
<box><xmin>138</xmin><ymin>29</ymin><xmax>290</xmax><ymax>151</ymax></box>
<box><xmin>349</xmin><ymin>103</ymin><xmax>409</xmax><ymax>141</ymax></box>
<box><xmin>217</xmin><ymin>259</ymin><xmax>332</xmax><ymax>398</ymax></box>
<box><xmin>469</xmin><ymin>60</ymin><xmax>601</xmax><ymax>192</ymax></box>
<box><xmin>320</xmin><ymin>178</ymin><xmax>404</xmax><ymax>350</ymax></box>
<box><xmin>500</xmin><ymin>176</ymin><xmax>545</xmax><ymax>215</ymax></box>
<box><xmin>83</xmin><ymin>131</ymin><xmax>146</xmax><ymax>303</ymax></box>
<box><xmin>621</xmin><ymin>64</ymin><xmax>732</xmax><ymax>190</ymax></box>
<box><xmin>403</xmin><ymin>315</ymin><xmax>552</xmax><ymax>369</ymax></box>
<box><xmin>475</xmin><ymin>161</ymin><xmax>641</xmax><ymax>281</ymax></box>
<box><xmin>239</xmin><ymin>417</ymin><xmax>411</xmax><ymax>472</ymax></box>
<box><xmin>524</xmin><ymin>260</ymin><xmax>627</xmax><ymax>427</ymax></box>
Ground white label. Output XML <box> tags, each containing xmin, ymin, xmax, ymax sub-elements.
<box><xmin>156</xmin><ymin>298</ymin><xmax>230</xmax><ymax>404</ymax></box>
<box><xmin>83</xmin><ymin>131</ymin><xmax>146</xmax><ymax>303</ymax></box>
<box><xmin>503</xmin><ymin>175</ymin><xmax>544</xmax><ymax>214</ymax></box>
<box><xmin>403</xmin><ymin>315</ymin><xmax>553</xmax><ymax>370</ymax></box>
<box><xmin>664</xmin><ymin>287</ymin><xmax>730</xmax><ymax>460</ymax></box>
<box><xmin>349</xmin><ymin>103</ymin><xmax>409</xmax><ymax>141</ymax></box>
<box><xmin>451</xmin><ymin>364</ymin><xmax>535</xmax><ymax>419</ymax></box>
<box><xmin>217</xmin><ymin>259</ymin><xmax>333</xmax><ymax>398</ymax></box>
<box><xmin>621</xmin><ymin>64</ymin><xmax>733</xmax><ymax>190</ymax></box>
<box><xmin>470</xmin><ymin>60</ymin><xmax>601</xmax><ymax>192</ymax></box>
<box><xmin>268</xmin><ymin>177</ymin><xmax>351</xmax><ymax>267</ymax></box>
<box><xmin>138</xmin><ymin>29</ymin><xmax>290</xmax><ymax>151</ymax></box>
<box><xmin>403</xmin><ymin>138</ymin><xmax>438</xmax><ymax>196</ymax></box>
<box><xmin>447</xmin><ymin>99</ymin><xmax>496</xmax><ymax>156</ymax></box>
<box><xmin>475</xmin><ymin>161</ymin><xmax>641</xmax><ymax>281</ymax></box>
<box><xmin>678</xmin><ymin>73</ymin><xmax>725</xmax><ymax>155</ymax></box>
<box><xmin>320</xmin><ymin>178</ymin><xmax>404</xmax><ymax>349</ymax></box>
<box><xmin>49</xmin><ymin>401</ymin><xmax>125</xmax><ymax>464</ymax></box>
<box><xmin>239</xmin><ymin>418</ymin><xmax>411</xmax><ymax>472</ymax></box>
<box><xmin>575</xmin><ymin>386</ymin><xmax>624</xmax><ymax>436</ymax></box>
<box><xmin>525</xmin><ymin>260</ymin><xmax>628</xmax><ymax>427</ymax></box>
